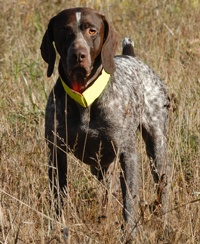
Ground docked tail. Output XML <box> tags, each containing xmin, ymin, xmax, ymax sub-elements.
<box><xmin>122</xmin><ymin>37</ymin><xmax>135</xmax><ymax>57</ymax></box>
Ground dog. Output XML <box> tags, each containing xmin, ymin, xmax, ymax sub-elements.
<box><xmin>41</xmin><ymin>7</ymin><xmax>170</xmax><ymax>233</ymax></box>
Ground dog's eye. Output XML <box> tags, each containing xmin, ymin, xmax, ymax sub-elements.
<box><xmin>89</xmin><ymin>28</ymin><xmax>97</xmax><ymax>36</ymax></box>
<box><xmin>59</xmin><ymin>27</ymin><xmax>73</xmax><ymax>36</ymax></box>
<box><xmin>66</xmin><ymin>27</ymin><xmax>73</xmax><ymax>35</ymax></box>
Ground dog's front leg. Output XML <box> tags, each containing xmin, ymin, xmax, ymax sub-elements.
<box><xmin>48</xmin><ymin>144</ymin><xmax>67</xmax><ymax>215</ymax></box>
<box><xmin>46</xmin><ymin>89</ymin><xmax>68</xmax><ymax>216</ymax></box>
<box><xmin>119</xmin><ymin>135</ymin><xmax>140</xmax><ymax>237</ymax></box>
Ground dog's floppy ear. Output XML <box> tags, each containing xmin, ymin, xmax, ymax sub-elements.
<box><xmin>101</xmin><ymin>17</ymin><xmax>118</xmax><ymax>74</ymax></box>
<box><xmin>40</xmin><ymin>18</ymin><xmax>56</xmax><ymax>77</ymax></box>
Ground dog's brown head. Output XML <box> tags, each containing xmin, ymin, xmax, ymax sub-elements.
<box><xmin>40</xmin><ymin>8</ymin><xmax>118</xmax><ymax>92</ymax></box>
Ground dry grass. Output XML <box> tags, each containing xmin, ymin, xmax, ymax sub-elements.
<box><xmin>0</xmin><ymin>0</ymin><xmax>200</xmax><ymax>243</ymax></box>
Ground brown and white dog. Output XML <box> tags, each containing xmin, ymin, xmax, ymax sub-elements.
<box><xmin>41</xmin><ymin>7</ymin><xmax>170</xmax><ymax>234</ymax></box>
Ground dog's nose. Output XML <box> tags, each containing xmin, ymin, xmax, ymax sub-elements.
<box><xmin>78</xmin><ymin>51</ymin><xmax>86</xmax><ymax>62</ymax></box>
<box><xmin>71</xmin><ymin>49</ymin><xmax>87</xmax><ymax>63</ymax></box>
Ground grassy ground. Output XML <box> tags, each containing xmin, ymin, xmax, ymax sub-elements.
<box><xmin>0</xmin><ymin>0</ymin><xmax>200</xmax><ymax>243</ymax></box>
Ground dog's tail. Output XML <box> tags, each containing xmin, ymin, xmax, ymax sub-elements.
<box><xmin>122</xmin><ymin>37</ymin><xmax>135</xmax><ymax>57</ymax></box>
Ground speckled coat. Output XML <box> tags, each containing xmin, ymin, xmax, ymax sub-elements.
<box><xmin>41</xmin><ymin>7</ymin><xmax>170</xmax><ymax>233</ymax></box>
<box><xmin>45</xmin><ymin>55</ymin><xmax>170</xmax><ymax>224</ymax></box>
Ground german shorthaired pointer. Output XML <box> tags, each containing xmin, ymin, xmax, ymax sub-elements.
<box><xmin>41</xmin><ymin>7</ymin><xmax>170</xmax><ymax>233</ymax></box>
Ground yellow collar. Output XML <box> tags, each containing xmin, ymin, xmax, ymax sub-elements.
<box><xmin>60</xmin><ymin>69</ymin><xmax>110</xmax><ymax>108</ymax></box>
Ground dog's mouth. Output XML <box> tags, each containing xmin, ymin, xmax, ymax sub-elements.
<box><xmin>68</xmin><ymin>66</ymin><xmax>91</xmax><ymax>93</ymax></box>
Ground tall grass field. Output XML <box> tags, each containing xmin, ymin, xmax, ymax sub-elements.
<box><xmin>0</xmin><ymin>0</ymin><xmax>199</xmax><ymax>243</ymax></box>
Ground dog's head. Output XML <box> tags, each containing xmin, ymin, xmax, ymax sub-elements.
<box><xmin>40</xmin><ymin>8</ymin><xmax>118</xmax><ymax>92</ymax></box>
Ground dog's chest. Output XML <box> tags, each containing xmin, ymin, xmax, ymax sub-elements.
<box><xmin>67</xmin><ymin>101</ymin><xmax>116</xmax><ymax>165</ymax></box>
<box><xmin>72</xmin><ymin>102</ymin><xmax>111</xmax><ymax>135</ymax></box>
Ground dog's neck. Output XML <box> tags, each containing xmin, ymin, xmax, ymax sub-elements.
<box><xmin>58</xmin><ymin>59</ymin><xmax>103</xmax><ymax>93</ymax></box>
<box><xmin>58</xmin><ymin>60</ymin><xmax>111</xmax><ymax>108</ymax></box>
